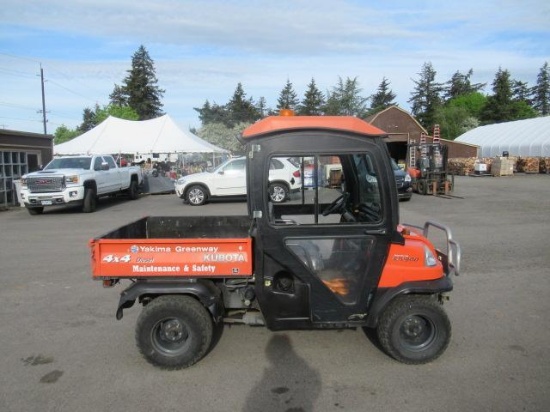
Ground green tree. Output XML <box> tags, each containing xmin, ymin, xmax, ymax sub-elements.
<box><xmin>194</xmin><ymin>100</ymin><xmax>231</xmax><ymax>126</ymax></box>
<box><xmin>434</xmin><ymin>92</ymin><xmax>487</xmax><ymax>140</ymax></box>
<box><xmin>297</xmin><ymin>78</ymin><xmax>325</xmax><ymax>115</ymax></box>
<box><xmin>533</xmin><ymin>62</ymin><xmax>550</xmax><ymax>115</ymax></box>
<box><xmin>324</xmin><ymin>76</ymin><xmax>369</xmax><ymax>116</ymax></box>
<box><xmin>408</xmin><ymin>62</ymin><xmax>444</xmax><ymax>129</ymax></box>
<box><xmin>226</xmin><ymin>83</ymin><xmax>261</xmax><ymax>126</ymax></box>
<box><xmin>444</xmin><ymin>69</ymin><xmax>485</xmax><ymax>100</ymax></box>
<box><xmin>53</xmin><ymin>125</ymin><xmax>80</xmax><ymax>145</ymax></box>
<box><xmin>276</xmin><ymin>79</ymin><xmax>299</xmax><ymax>111</ymax></box>
<box><xmin>109</xmin><ymin>45</ymin><xmax>165</xmax><ymax>120</ymax></box>
<box><xmin>368</xmin><ymin>77</ymin><xmax>396</xmax><ymax>115</ymax></box>
<box><xmin>197</xmin><ymin>122</ymin><xmax>248</xmax><ymax>154</ymax></box>
<box><xmin>481</xmin><ymin>67</ymin><xmax>536</xmax><ymax>123</ymax></box>
<box><xmin>78</xmin><ymin>106</ymin><xmax>98</xmax><ymax>132</ymax></box>
<box><xmin>94</xmin><ymin>104</ymin><xmax>139</xmax><ymax>124</ymax></box>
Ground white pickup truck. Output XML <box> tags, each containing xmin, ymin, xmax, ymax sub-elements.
<box><xmin>20</xmin><ymin>154</ymin><xmax>143</xmax><ymax>215</ymax></box>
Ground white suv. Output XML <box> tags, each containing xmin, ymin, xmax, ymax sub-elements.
<box><xmin>175</xmin><ymin>156</ymin><xmax>301</xmax><ymax>205</ymax></box>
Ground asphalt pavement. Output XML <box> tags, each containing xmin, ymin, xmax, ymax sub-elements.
<box><xmin>0</xmin><ymin>174</ymin><xmax>549</xmax><ymax>412</ymax></box>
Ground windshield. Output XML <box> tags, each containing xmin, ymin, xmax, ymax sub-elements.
<box><xmin>45</xmin><ymin>157</ymin><xmax>92</xmax><ymax>170</ymax></box>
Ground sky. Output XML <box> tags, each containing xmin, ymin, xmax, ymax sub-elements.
<box><xmin>1</xmin><ymin>0</ymin><xmax>549</xmax><ymax>135</ymax></box>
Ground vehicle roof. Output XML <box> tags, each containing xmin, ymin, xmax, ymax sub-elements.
<box><xmin>241</xmin><ymin>116</ymin><xmax>387</xmax><ymax>139</ymax></box>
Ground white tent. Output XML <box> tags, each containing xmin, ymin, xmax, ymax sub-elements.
<box><xmin>455</xmin><ymin>116</ymin><xmax>550</xmax><ymax>157</ymax></box>
<box><xmin>54</xmin><ymin>115</ymin><xmax>228</xmax><ymax>155</ymax></box>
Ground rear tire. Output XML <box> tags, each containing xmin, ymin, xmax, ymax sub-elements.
<box><xmin>377</xmin><ymin>295</ymin><xmax>451</xmax><ymax>364</ymax></box>
<box><xmin>82</xmin><ymin>188</ymin><xmax>97</xmax><ymax>213</ymax></box>
<box><xmin>27</xmin><ymin>207</ymin><xmax>44</xmax><ymax>215</ymax></box>
<box><xmin>186</xmin><ymin>185</ymin><xmax>207</xmax><ymax>206</ymax></box>
<box><xmin>269</xmin><ymin>182</ymin><xmax>288</xmax><ymax>203</ymax></box>
<box><xmin>135</xmin><ymin>295</ymin><xmax>213</xmax><ymax>370</ymax></box>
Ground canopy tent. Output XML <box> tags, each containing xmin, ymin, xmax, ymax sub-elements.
<box><xmin>54</xmin><ymin>115</ymin><xmax>228</xmax><ymax>155</ymax></box>
<box><xmin>455</xmin><ymin>116</ymin><xmax>550</xmax><ymax>157</ymax></box>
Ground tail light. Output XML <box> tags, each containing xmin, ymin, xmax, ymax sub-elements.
<box><xmin>293</xmin><ymin>170</ymin><xmax>301</xmax><ymax>177</ymax></box>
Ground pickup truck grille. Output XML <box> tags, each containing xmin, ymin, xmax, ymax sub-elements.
<box><xmin>27</xmin><ymin>176</ymin><xmax>65</xmax><ymax>193</ymax></box>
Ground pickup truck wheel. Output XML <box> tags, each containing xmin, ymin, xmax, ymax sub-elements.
<box><xmin>269</xmin><ymin>183</ymin><xmax>288</xmax><ymax>203</ymax></box>
<box><xmin>186</xmin><ymin>185</ymin><xmax>207</xmax><ymax>206</ymax></box>
<box><xmin>377</xmin><ymin>295</ymin><xmax>451</xmax><ymax>364</ymax></box>
<box><xmin>135</xmin><ymin>295</ymin><xmax>213</xmax><ymax>370</ymax></box>
<box><xmin>27</xmin><ymin>207</ymin><xmax>44</xmax><ymax>215</ymax></box>
<box><xmin>128</xmin><ymin>180</ymin><xmax>139</xmax><ymax>200</ymax></box>
<box><xmin>82</xmin><ymin>188</ymin><xmax>97</xmax><ymax>213</ymax></box>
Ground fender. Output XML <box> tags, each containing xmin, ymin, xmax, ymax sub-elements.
<box><xmin>365</xmin><ymin>276</ymin><xmax>453</xmax><ymax>328</ymax></box>
<box><xmin>116</xmin><ymin>279</ymin><xmax>222</xmax><ymax>321</ymax></box>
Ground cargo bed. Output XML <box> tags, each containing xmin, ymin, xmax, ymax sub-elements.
<box><xmin>90</xmin><ymin>216</ymin><xmax>253</xmax><ymax>279</ymax></box>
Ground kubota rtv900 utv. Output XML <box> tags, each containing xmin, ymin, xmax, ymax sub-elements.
<box><xmin>91</xmin><ymin>114</ymin><xmax>461</xmax><ymax>369</ymax></box>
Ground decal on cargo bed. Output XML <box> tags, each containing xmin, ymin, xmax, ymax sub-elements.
<box><xmin>92</xmin><ymin>239</ymin><xmax>253</xmax><ymax>278</ymax></box>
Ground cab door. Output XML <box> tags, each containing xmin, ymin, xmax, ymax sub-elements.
<box><xmin>249</xmin><ymin>138</ymin><xmax>397</xmax><ymax>330</ymax></box>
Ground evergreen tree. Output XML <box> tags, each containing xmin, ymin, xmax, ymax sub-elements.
<box><xmin>297</xmin><ymin>78</ymin><xmax>325</xmax><ymax>115</ymax></box>
<box><xmin>408</xmin><ymin>62</ymin><xmax>444</xmax><ymax>129</ymax></box>
<box><xmin>78</xmin><ymin>106</ymin><xmax>99</xmax><ymax>132</ymax></box>
<box><xmin>324</xmin><ymin>76</ymin><xmax>369</xmax><ymax>117</ymax></box>
<box><xmin>256</xmin><ymin>96</ymin><xmax>270</xmax><ymax>117</ymax></box>
<box><xmin>533</xmin><ymin>62</ymin><xmax>550</xmax><ymax>115</ymax></box>
<box><xmin>368</xmin><ymin>77</ymin><xmax>396</xmax><ymax>114</ymax></box>
<box><xmin>226</xmin><ymin>83</ymin><xmax>260</xmax><ymax>126</ymax></box>
<box><xmin>480</xmin><ymin>67</ymin><xmax>536</xmax><ymax>123</ymax></box>
<box><xmin>109</xmin><ymin>45</ymin><xmax>165</xmax><ymax>120</ymax></box>
<box><xmin>276</xmin><ymin>79</ymin><xmax>299</xmax><ymax>111</ymax></box>
<box><xmin>194</xmin><ymin>100</ymin><xmax>231</xmax><ymax>126</ymax></box>
<box><xmin>512</xmin><ymin>80</ymin><xmax>533</xmax><ymax>105</ymax></box>
<box><xmin>444</xmin><ymin>69</ymin><xmax>485</xmax><ymax>100</ymax></box>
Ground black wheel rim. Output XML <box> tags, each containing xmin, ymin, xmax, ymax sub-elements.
<box><xmin>151</xmin><ymin>317</ymin><xmax>191</xmax><ymax>356</ymax></box>
<box><xmin>399</xmin><ymin>314</ymin><xmax>436</xmax><ymax>351</ymax></box>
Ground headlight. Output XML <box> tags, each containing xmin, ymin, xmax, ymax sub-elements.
<box><xmin>65</xmin><ymin>175</ymin><xmax>79</xmax><ymax>184</ymax></box>
<box><xmin>424</xmin><ymin>245</ymin><xmax>438</xmax><ymax>267</ymax></box>
<box><xmin>176</xmin><ymin>177</ymin><xmax>188</xmax><ymax>185</ymax></box>
<box><xmin>21</xmin><ymin>178</ymin><xmax>27</xmax><ymax>188</ymax></box>
<box><xmin>405</xmin><ymin>173</ymin><xmax>412</xmax><ymax>182</ymax></box>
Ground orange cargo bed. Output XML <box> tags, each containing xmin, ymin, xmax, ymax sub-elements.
<box><xmin>90</xmin><ymin>216</ymin><xmax>253</xmax><ymax>279</ymax></box>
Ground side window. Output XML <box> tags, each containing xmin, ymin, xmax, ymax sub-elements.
<box><xmin>105</xmin><ymin>156</ymin><xmax>116</xmax><ymax>169</ymax></box>
<box><xmin>268</xmin><ymin>153</ymin><xmax>382</xmax><ymax>225</ymax></box>
<box><xmin>223</xmin><ymin>159</ymin><xmax>245</xmax><ymax>174</ymax></box>
<box><xmin>93</xmin><ymin>157</ymin><xmax>103</xmax><ymax>171</ymax></box>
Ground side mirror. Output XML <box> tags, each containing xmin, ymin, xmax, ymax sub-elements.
<box><xmin>101</xmin><ymin>162</ymin><xmax>110</xmax><ymax>171</ymax></box>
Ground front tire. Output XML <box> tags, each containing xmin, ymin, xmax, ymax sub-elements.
<box><xmin>186</xmin><ymin>185</ymin><xmax>207</xmax><ymax>206</ymax></box>
<box><xmin>128</xmin><ymin>180</ymin><xmax>139</xmax><ymax>200</ymax></box>
<box><xmin>377</xmin><ymin>295</ymin><xmax>451</xmax><ymax>364</ymax></box>
<box><xmin>135</xmin><ymin>295</ymin><xmax>213</xmax><ymax>370</ymax></box>
<box><xmin>82</xmin><ymin>188</ymin><xmax>97</xmax><ymax>213</ymax></box>
<box><xmin>269</xmin><ymin>182</ymin><xmax>288</xmax><ymax>203</ymax></box>
<box><xmin>27</xmin><ymin>207</ymin><xmax>44</xmax><ymax>215</ymax></box>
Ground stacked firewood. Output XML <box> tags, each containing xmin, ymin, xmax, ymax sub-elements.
<box><xmin>516</xmin><ymin>157</ymin><xmax>540</xmax><ymax>173</ymax></box>
<box><xmin>539</xmin><ymin>158</ymin><xmax>550</xmax><ymax>174</ymax></box>
<box><xmin>447</xmin><ymin>158</ymin><xmax>476</xmax><ymax>175</ymax></box>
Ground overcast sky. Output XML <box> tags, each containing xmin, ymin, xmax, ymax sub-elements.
<box><xmin>1</xmin><ymin>0</ymin><xmax>549</xmax><ymax>135</ymax></box>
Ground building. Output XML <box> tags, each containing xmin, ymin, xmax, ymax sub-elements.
<box><xmin>366</xmin><ymin>106</ymin><xmax>479</xmax><ymax>164</ymax></box>
<box><xmin>0</xmin><ymin>129</ymin><xmax>53</xmax><ymax>208</ymax></box>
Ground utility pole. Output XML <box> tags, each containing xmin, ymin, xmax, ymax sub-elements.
<box><xmin>40</xmin><ymin>64</ymin><xmax>47</xmax><ymax>135</ymax></box>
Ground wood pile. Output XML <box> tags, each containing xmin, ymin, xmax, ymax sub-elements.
<box><xmin>539</xmin><ymin>158</ymin><xmax>550</xmax><ymax>174</ymax></box>
<box><xmin>516</xmin><ymin>157</ymin><xmax>540</xmax><ymax>173</ymax></box>
<box><xmin>447</xmin><ymin>158</ymin><xmax>476</xmax><ymax>175</ymax></box>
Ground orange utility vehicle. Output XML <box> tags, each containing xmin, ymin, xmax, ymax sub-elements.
<box><xmin>91</xmin><ymin>114</ymin><xmax>461</xmax><ymax>369</ymax></box>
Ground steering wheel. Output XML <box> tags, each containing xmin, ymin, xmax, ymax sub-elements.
<box><xmin>322</xmin><ymin>192</ymin><xmax>350</xmax><ymax>216</ymax></box>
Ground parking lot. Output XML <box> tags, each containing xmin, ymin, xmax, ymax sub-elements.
<box><xmin>0</xmin><ymin>174</ymin><xmax>549</xmax><ymax>412</ymax></box>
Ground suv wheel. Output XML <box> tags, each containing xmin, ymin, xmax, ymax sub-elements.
<box><xmin>186</xmin><ymin>185</ymin><xmax>207</xmax><ymax>206</ymax></box>
<box><xmin>269</xmin><ymin>182</ymin><xmax>288</xmax><ymax>203</ymax></box>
